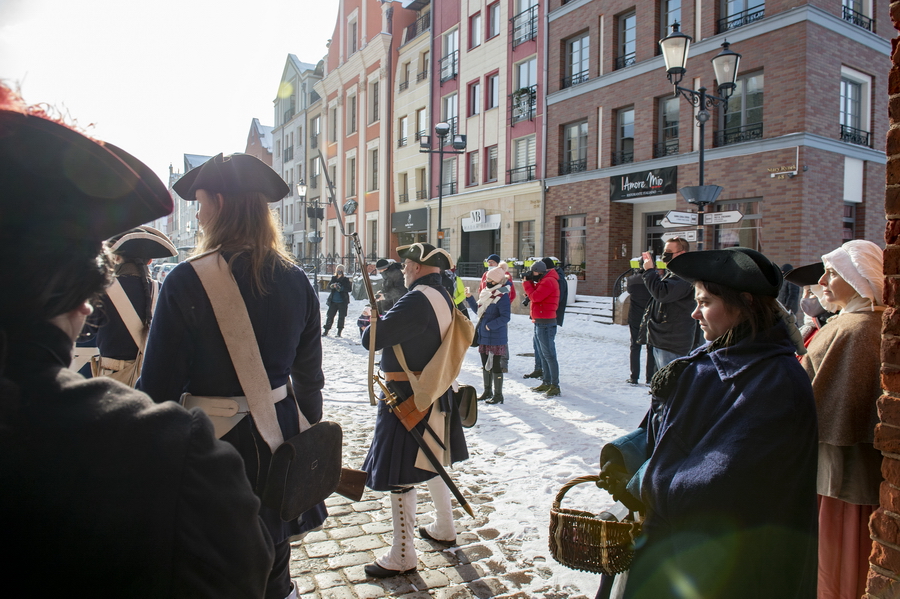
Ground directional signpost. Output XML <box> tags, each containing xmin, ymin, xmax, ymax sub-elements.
<box><xmin>703</xmin><ymin>210</ymin><xmax>743</xmax><ymax>225</ymax></box>
<box><xmin>665</xmin><ymin>210</ymin><xmax>699</xmax><ymax>226</ymax></box>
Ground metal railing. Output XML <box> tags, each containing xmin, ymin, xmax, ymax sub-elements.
<box><xmin>507</xmin><ymin>165</ymin><xmax>536</xmax><ymax>184</ymax></box>
<box><xmin>416</xmin><ymin>189</ymin><xmax>427</xmax><ymax>200</ymax></box>
<box><xmin>399</xmin><ymin>80</ymin><xmax>409</xmax><ymax>91</ymax></box>
<box><xmin>509</xmin><ymin>84</ymin><xmax>537</xmax><ymax>125</ymax></box>
<box><xmin>309</xmin><ymin>175</ymin><xmax>318</xmax><ymax>189</ymax></box>
<box><xmin>511</xmin><ymin>5</ymin><xmax>538</xmax><ymax>48</ymax></box>
<box><xmin>398</xmin><ymin>136</ymin><xmax>408</xmax><ymax>148</ymax></box>
<box><xmin>714</xmin><ymin>122</ymin><xmax>764</xmax><ymax>147</ymax></box>
<box><xmin>611</xmin><ymin>150</ymin><xmax>634</xmax><ymax>166</ymax></box>
<box><xmin>842</xmin><ymin>6</ymin><xmax>874</xmax><ymax>31</ymax></box>
<box><xmin>416</xmin><ymin>129</ymin><xmax>427</xmax><ymax>141</ymax></box>
<box><xmin>456</xmin><ymin>262</ymin><xmax>485</xmax><ymax>278</ymax></box>
<box><xmin>284</xmin><ymin>108</ymin><xmax>295</xmax><ymax>123</ymax></box>
<box><xmin>840</xmin><ymin>124</ymin><xmax>871</xmax><ymax>147</ymax></box>
<box><xmin>716</xmin><ymin>7</ymin><xmax>764</xmax><ymax>34</ymax></box>
<box><xmin>559</xmin><ymin>158</ymin><xmax>587</xmax><ymax>175</ymax></box>
<box><xmin>653</xmin><ymin>140</ymin><xmax>679</xmax><ymax>158</ymax></box>
<box><xmin>399</xmin><ymin>193</ymin><xmax>410</xmax><ymax>203</ymax></box>
<box><xmin>442</xmin><ymin>117</ymin><xmax>458</xmax><ymax>144</ymax></box>
<box><xmin>439</xmin><ymin>51</ymin><xmax>458</xmax><ymax>82</ymax></box>
<box><xmin>416</xmin><ymin>69</ymin><xmax>428</xmax><ymax>82</ymax></box>
<box><xmin>404</xmin><ymin>12</ymin><xmax>431</xmax><ymax>44</ymax></box>
<box><xmin>440</xmin><ymin>182</ymin><xmax>457</xmax><ymax>195</ymax></box>
<box><xmin>561</xmin><ymin>71</ymin><xmax>589</xmax><ymax>89</ymax></box>
<box><xmin>615</xmin><ymin>53</ymin><xmax>636</xmax><ymax>70</ymax></box>
<box><xmin>283</xmin><ymin>146</ymin><xmax>293</xmax><ymax>162</ymax></box>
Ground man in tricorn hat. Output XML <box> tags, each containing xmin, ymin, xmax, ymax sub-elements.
<box><xmin>361</xmin><ymin>243</ymin><xmax>471</xmax><ymax>578</ymax></box>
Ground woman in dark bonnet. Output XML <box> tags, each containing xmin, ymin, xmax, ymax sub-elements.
<box><xmin>0</xmin><ymin>84</ymin><xmax>273</xmax><ymax>598</ymax></box>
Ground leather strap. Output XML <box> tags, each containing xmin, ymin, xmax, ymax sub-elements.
<box><xmin>106</xmin><ymin>278</ymin><xmax>146</xmax><ymax>351</ymax></box>
<box><xmin>384</xmin><ymin>371</ymin><xmax>423</xmax><ymax>382</ymax></box>
<box><xmin>393</xmin><ymin>286</ymin><xmax>452</xmax><ymax>382</ymax></box>
<box><xmin>190</xmin><ymin>252</ymin><xmax>284</xmax><ymax>453</ymax></box>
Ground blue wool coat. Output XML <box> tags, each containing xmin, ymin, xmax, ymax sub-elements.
<box><xmin>464</xmin><ymin>288</ymin><xmax>510</xmax><ymax>346</ymax></box>
<box><xmin>138</xmin><ymin>252</ymin><xmax>326</xmax><ymax>542</ymax></box>
<box><xmin>606</xmin><ymin>321</ymin><xmax>818</xmax><ymax>599</ymax></box>
<box><xmin>361</xmin><ymin>273</ymin><xmax>469</xmax><ymax>491</ymax></box>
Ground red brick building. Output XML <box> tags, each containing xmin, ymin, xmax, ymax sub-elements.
<box><xmin>544</xmin><ymin>0</ymin><xmax>890</xmax><ymax>295</ymax></box>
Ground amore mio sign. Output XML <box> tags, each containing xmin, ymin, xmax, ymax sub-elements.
<box><xmin>610</xmin><ymin>167</ymin><xmax>677</xmax><ymax>201</ymax></box>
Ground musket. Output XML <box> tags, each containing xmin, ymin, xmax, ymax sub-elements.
<box><xmin>315</xmin><ymin>151</ymin><xmax>473</xmax><ymax>517</ymax></box>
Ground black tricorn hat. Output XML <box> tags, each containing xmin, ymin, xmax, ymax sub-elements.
<box><xmin>0</xmin><ymin>110</ymin><xmax>173</xmax><ymax>242</ymax></box>
<box><xmin>397</xmin><ymin>243</ymin><xmax>453</xmax><ymax>270</ymax></box>
<box><xmin>667</xmin><ymin>247</ymin><xmax>782</xmax><ymax>297</ymax></box>
<box><xmin>109</xmin><ymin>225</ymin><xmax>177</xmax><ymax>259</ymax></box>
<box><xmin>375</xmin><ymin>258</ymin><xmax>392</xmax><ymax>270</ymax></box>
<box><xmin>784</xmin><ymin>262</ymin><xmax>825</xmax><ymax>287</ymax></box>
<box><xmin>172</xmin><ymin>152</ymin><xmax>289</xmax><ymax>202</ymax></box>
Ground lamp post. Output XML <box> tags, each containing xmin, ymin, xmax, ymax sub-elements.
<box><xmin>297</xmin><ymin>180</ymin><xmax>323</xmax><ymax>288</ymax></box>
<box><xmin>419</xmin><ymin>122</ymin><xmax>467</xmax><ymax>248</ymax></box>
<box><xmin>659</xmin><ymin>23</ymin><xmax>741</xmax><ymax>250</ymax></box>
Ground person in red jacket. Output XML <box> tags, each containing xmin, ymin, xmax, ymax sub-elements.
<box><xmin>523</xmin><ymin>261</ymin><xmax>561</xmax><ymax>397</ymax></box>
<box><xmin>477</xmin><ymin>254</ymin><xmax>517</xmax><ymax>303</ymax></box>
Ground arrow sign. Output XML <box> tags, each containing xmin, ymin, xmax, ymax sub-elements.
<box><xmin>660</xmin><ymin>217</ymin><xmax>694</xmax><ymax>229</ymax></box>
<box><xmin>665</xmin><ymin>210</ymin><xmax>699</xmax><ymax>226</ymax></box>
<box><xmin>662</xmin><ymin>230</ymin><xmax>697</xmax><ymax>242</ymax></box>
<box><xmin>703</xmin><ymin>210</ymin><xmax>743</xmax><ymax>225</ymax></box>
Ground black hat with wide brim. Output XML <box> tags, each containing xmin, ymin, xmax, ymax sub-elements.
<box><xmin>109</xmin><ymin>225</ymin><xmax>178</xmax><ymax>259</ymax></box>
<box><xmin>784</xmin><ymin>262</ymin><xmax>825</xmax><ymax>287</ymax></box>
<box><xmin>172</xmin><ymin>152</ymin><xmax>289</xmax><ymax>202</ymax></box>
<box><xmin>667</xmin><ymin>247</ymin><xmax>782</xmax><ymax>297</ymax></box>
<box><xmin>0</xmin><ymin>110</ymin><xmax>173</xmax><ymax>242</ymax></box>
<box><xmin>397</xmin><ymin>243</ymin><xmax>454</xmax><ymax>270</ymax></box>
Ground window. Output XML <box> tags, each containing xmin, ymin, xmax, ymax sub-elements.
<box><xmin>843</xmin><ymin>0</ymin><xmax>874</xmax><ymax>31</ymax></box>
<box><xmin>348</xmin><ymin>19</ymin><xmax>358</xmax><ymax>55</ymax></box>
<box><xmin>561</xmin><ymin>216</ymin><xmax>587</xmax><ymax>280</ymax></box>
<box><xmin>512</xmin><ymin>0</ymin><xmax>538</xmax><ymax>47</ymax></box>
<box><xmin>441</xmin><ymin>157</ymin><xmax>457</xmax><ymax>195</ymax></box>
<box><xmin>470</xmin><ymin>13</ymin><xmax>482</xmax><ymax>48</ymax></box>
<box><xmin>512</xmin><ymin>59</ymin><xmax>537</xmax><ymax>125</ymax></box>
<box><xmin>561</xmin><ymin>121</ymin><xmax>588</xmax><ymax>174</ymax></box>
<box><xmin>717</xmin><ymin>72</ymin><xmax>763</xmax><ymax>146</ymax></box>
<box><xmin>416</xmin><ymin>108</ymin><xmax>428</xmax><ymax>140</ymax></box>
<box><xmin>840</xmin><ymin>70</ymin><xmax>871</xmax><ymax>147</ymax></box>
<box><xmin>310</xmin><ymin>158</ymin><xmax>320</xmax><ymax>189</ymax></box>
<box><xmin>330</xmin><ymin>107</ymin><xmax>338</xmax><ymax>141</ymax></box>
<box><xmin>369</xmin><ymin>148</ymin><xmax>378</xmax><ymax>191</ymax></box>
<box><xmin>656</xmin><ymin>96</ymin><xmax>679</xmax><ymax>157</ymax></box>
<box><xmin>487</xmin><ymin>73</ymin><xmax>500</xmax><ymax>109</ymax></box>
<box><xmin>488</xmin><ymin>2</ymin><xmax>501</xmax><ymax>38</ymax></box>
<box><xmin>718</xmin><ymin>0</ymin><xmax>764</xmax><ymax>34</ymax></box>
<box><xmin>400</xmin><ymin>62</ymin><xmax>412</xmax><ymax>91</ymax></box>
<box><xmin>616</xmin><ymin>12</ymin><xmax>636</xmax><ymax>70</ymax></box>
<box><xmin>644</xmin><ymin>212</ymin><xmax>668</xmax><ymax>257</ymax></box>
<box><xmin>467</xmin><ymin>151</ymin><xmax>480</xmax><ymax>186</ymax></box>
<box><xmin>843</xmin><ymin>203</ymin><xmax>857</xmax><ymax>241</ymax></box>
<box><xmin>516</xmin><ymin>221</ymin><xmax>535</xmax><ymax>261</ymax></box>
<box><xmin>440</xmin><ymin>29</ymin><xmax>459</xmax><ymax>82</ymax></box>
<box><xmin>564</xmin><ymin>34</ymin><xmax>590</xmax><ymax>88</ymax></box>
<box><xmin>714</xmin><ymin>199</ymin><xmax>761</xmax><ymax>250</ymax></box>
<box><xmin>347</xmin><ymin>95</ymin><xmax>357</xmax><ymax>134</ymax></box>
<box><xmin>416</xmin><ymin>167</ymin><xmax>428</xmax><ymax>199</ymax></box>
<box><xmin>469</xmin><ymin>81</ymin><xmax>481</xmax><ymax>116</ymax></box>
<box><xmin>660</xmin><ymin>0</ymin><xmax>681</xmax><ymax>38</ymax></box>
<box><xmin>369</xmin><ymin>81</ymin><xmax>379</xmax><ymax>123</ymax></box>
<box><xmin>486</xmin><ymin>145</ymin><xmax>498</xmax><ymax>182</ymax></box>
<box><xmin>369</xmin><ymin>219</ymin><xmax>378</xmax><ymax>258</ymax></box>
<box><xmin>399</xmin><ymin>173</ymin><xmax>409</xmax><ymax>203</ymax></box>
<box><xmin>398</xmin><ymin>116</ymin><xmax>409</xmax><ymax>147</ymax></box>
<box><xmin>311</xmin><ymin>116</ymin><xmax>320</xmax><ymax>148</ymax></box>
<box><xmin>418</xmin><ymin>51</ymin><xmax>430</xmax><ymax>81</ymax></box>
<box><xmin>614</xmin><ymin>107</ymin><xmax>634</xmax><ymax>165</ymax></box>
<box><xmin>510</xmin><ymin>135</ymin><xmax>535</xmax><ymax>183</ymax></box>
<box><xmin>347</xmin><ymin>156</ymin><xmax>356</xmax><ymax>197</ymax></box>
<box><xmin>442</xmin><ymin>93</ymin><xmax>458</xmax><ymax>138</ymax></box>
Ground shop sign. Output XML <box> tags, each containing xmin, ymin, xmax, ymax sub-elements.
<box><xmin>610</xmin><ymin>166</ymin><xmax>677</xmax><ymax>201</ymax></box>
<box><xmin>461</xmin><ymin>213</ymin><xmax>501</xmax><ymax>232</ymax></box>
<box><xmin>391</xmin><ymin>208</ymin><xmax>428</xmax><ymax>233</ymax></box>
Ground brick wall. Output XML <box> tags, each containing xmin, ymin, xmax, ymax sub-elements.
<box><xmin>866</xmin><ymin>3</ymin><xmax>900</xmax><ymax>596</ymax></box>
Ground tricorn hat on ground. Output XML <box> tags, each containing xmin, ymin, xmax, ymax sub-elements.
<box><xmin>784</xmin><ymin>262</ymin><xmax>825</xmax><ymax>287</ymax></box>
<box><xmin>172</xmin><ymin>153</ymin><xmax>289</xmax><ymax>202</ymax></box>
<box><xmin>0</xmin><ymin>110</ymin><xmax>173</xmax><ymax>242</ymax></box>
<box><xmin>108</xmin><ymin>225</ymin><xmax>177</xmax><ymax>260</ymax></box>
<box><xmin>397</xmin><ymin>243</ymin><xmax>453</xmax><ymax>270</ymax></box>
<box><xmin>667</xmin><ymin>247</ymin><xmax>782</xmax><ymax>297</ymax></box>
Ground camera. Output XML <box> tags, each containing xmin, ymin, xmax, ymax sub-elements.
<box><xmin>522</xmin><ymin>296</ymin><xmax>531</xmax><ymax>307</ymax></box>
<box><xmin>524</xmin><ymin>271</ymin><xmax>535</xmax><ymax>281</ymax></box>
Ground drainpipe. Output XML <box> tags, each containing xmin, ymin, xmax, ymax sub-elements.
<box><xmin>539</xmin><ymin>0</ymin><xmax>549</xmax><ymax>257</ymax></box>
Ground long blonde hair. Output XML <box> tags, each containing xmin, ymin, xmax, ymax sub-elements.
<box><xmin>194</xmin><ymin>191</ymin><xmax>295</xmax><ymax>295</ymax></box>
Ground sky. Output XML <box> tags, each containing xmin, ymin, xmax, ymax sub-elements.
<box><xmin>0</xmin><ymin>0</ymin><xmax>340</xmax><ymax>185</ymax></box>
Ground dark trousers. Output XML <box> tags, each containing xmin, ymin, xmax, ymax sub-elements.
<box><xmin>629</xmin><ymin>320</ymin><xmax>656</xmax><ymax>383</ymax></box>
<box><xmin>264</xmin><ymin>539</ymin><xmax>292</xmax><ymax>599</ymax></box>
<box><xmin>324</xmin><ymin>301</ymin><xmax>348</xmax><ymax>332</ymax></box>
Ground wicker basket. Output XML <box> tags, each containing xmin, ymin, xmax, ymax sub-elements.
<box><xmin>549</xmin><ymin>474</ymin><xmax>642</xmax><ymax>576</ymax></box>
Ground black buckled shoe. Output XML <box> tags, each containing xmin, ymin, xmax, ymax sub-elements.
<box><xmin>419</xmin><ymin>526</ymin><xmax>457</xmax><ymax>547</ymax></box>
<box><xmin>364</xmin><ymin>562</ymin><xmax>417</xmax><ymax>578</ymax></box>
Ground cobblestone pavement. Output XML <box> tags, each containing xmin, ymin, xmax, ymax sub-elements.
<box><xmin>289</xmin><ymin>404</ymin><xmax>594</xmax><ymax>599</ymax></box>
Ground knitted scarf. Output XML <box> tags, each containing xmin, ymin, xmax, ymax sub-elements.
<box><xmin>475</xmin><ymin>285</ymin><xmax>509</xmax><ymax>320</ymax></box>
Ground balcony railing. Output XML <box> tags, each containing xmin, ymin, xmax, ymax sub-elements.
<box><xmin>843</xmin><ymin>6</ymin><xmax>874</xmax><ymax>32</ymax></box>
<box><xmin>309</xmin><ymin>175</ymin><xmax>318</xmax><ymax>189</ymax></box>
<box><xmin>716</xmin><ymin>7</ymin><xmax>764</xmax><ymax>34</ymax></box>
<box><xmin>404</xmin><ymin>12</ymin><xmax>431</xmax><ymax>44</ymax></box>
<box><xmin>615</xmin><ymin>53</ymin><xmax>636</xmax><ymax>70</ymax></box>
<box><xmin>509</xmin><ymin>85</ymin><xmax>537</xmax><ymax>125</ymax></box>
<box><xmin>653</xmin><ymin>139</ymin><xmax>679</xmax><ymax>158</ymax></box>
<box><xmin>611</xmin><ymin>150</ymin><xmax>634</xmax><ymax>166</ymax></box>
<box><xmin>442</xmin><ymin>117</ymin><xmax>458</xmax><ymax>144</ymax></box>
<box><xmin>416</xmin><ymin>129</ymin><xmax>427</xmax><ymax>141</ymax></box>
<box><xmin>511</xmin><ymin>5</ymin><xmax>538</xmax><ymax>48</ymax></box>
<box><xmin>714</xmin><ymin>122</ymin><xmax>764</xmax><ymax>147</ymax></box>
<box><xmin>416</xmin><ymin>68</ymin><xmax>428</xmax><ymax>82</ymax></box>
<box><xmin>283</xmin><ymin>146</ymin><xmax>294</xmax><ymax>163</ymax></box>
<box><xmin>561</xmin><ymin>70</ymin><xmax>589</xmax><ymax>89</ymax></box>
<box><xmin>840</xmin><ymin>124</ymin><xmax>871</xmax><ymax>147</ymax></box>
<box><xmin>440</xmin><ymin>182</ymin><xmax>457</xmax><ymax>195</ymax></box>
<box><xmin>284</xmin><ymin>108</ymin><xmax>295</xmax><ymax>123</ymax></box>
<box><xmin>416</xmin><ymin>189</ymin><xmax>427</xmax><ymax>200</ymax></box>
<box><xmin>399</xmin><ymin>80</ymin><xmax>409</xmax><ymax>91</ymax></box>
<box><xmin>399</xmin><ymin>193</ymin><xmax>410</xmax><ymax>203</ymax></box>
<box><xmin>507</xmin><ymin>165</ymin><xmax>536</xmax><ymax>184</ymax></box>
<box><xmin>559</xmin><ymin>158</ymin><xmax>587</xmax><ymax>175</ymax></box>
<box><xmin>398</xmin><ymin>136</ymin><xmax>408</xmax><ymax>148</ymax></box>
<box><xmin>439</xmin><ymin>51</ymin><xmax>458</xmax><ymax>83</ymax></box>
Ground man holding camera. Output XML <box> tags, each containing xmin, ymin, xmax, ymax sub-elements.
<box><xmin>323</xmin><ymin>265</ymin><xmax>352</xmax><ymax>337</ymax></box>
<box><xmin>523</xmin><ymin>261</ymin><xmax>561</xmax><ymax>397</ymax></box>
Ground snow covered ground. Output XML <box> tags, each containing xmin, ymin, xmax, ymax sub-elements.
<box><xmin>319</xmin><ymin>295</ymin><xmax>652</xmax><ymax>597</ymax></box>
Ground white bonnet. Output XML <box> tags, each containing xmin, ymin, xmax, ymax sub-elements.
<box><xmin>821</xmin><ymin>240</ymin><xmax>884</xmax><ymax>307</ymax></box>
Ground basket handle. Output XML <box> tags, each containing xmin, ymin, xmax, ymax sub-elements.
<box><xmin>552</xmin><ymin>474</ymin><xmax>601</xmax><ymax>509</ymax></box>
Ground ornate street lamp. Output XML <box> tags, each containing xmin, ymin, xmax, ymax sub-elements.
<box><xmin>420</xmin><ymin>122</ymin><xmax>467</xmax><ymax>248</ymax></box>
<box><xmin>297</xmin><ymin>179</ymin><xmax>322</xmax><ymax>287</ymax></box>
